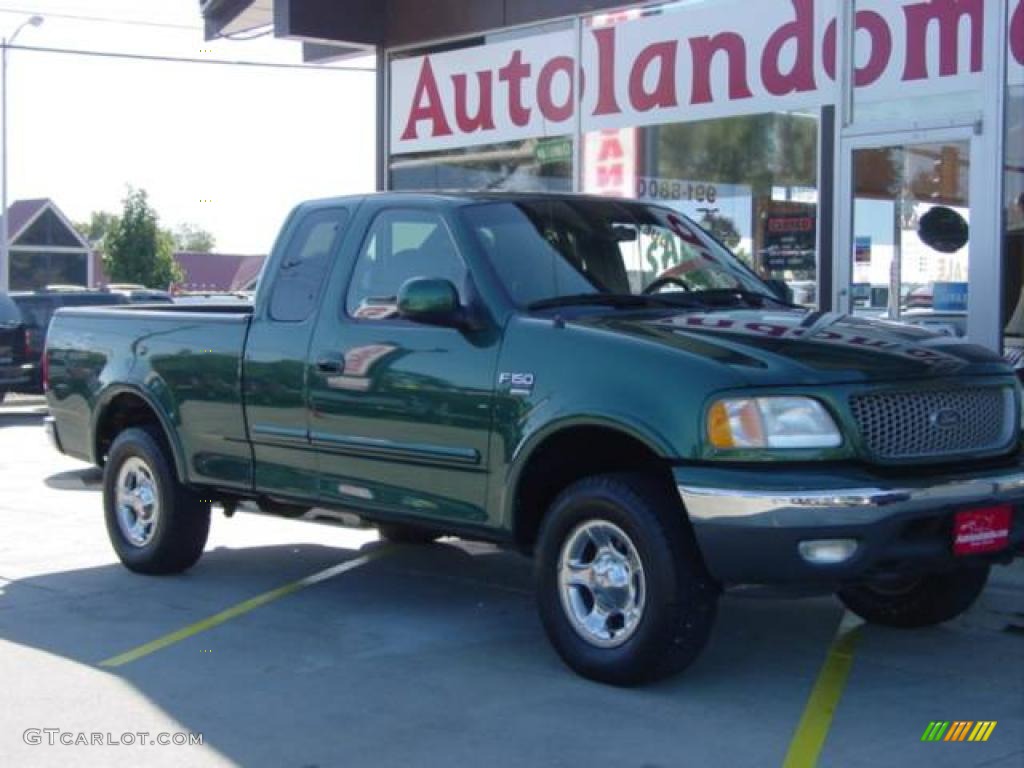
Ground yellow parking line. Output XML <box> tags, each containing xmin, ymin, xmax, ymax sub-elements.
<box><xmin>783</xmin><ymin>610</ymin><xmax>864</xmax><ymax>768</ymax></box>
<box><xmin>99</xmin><ymin>552</ymin><xmax>382</xmax><ymax>668</ymax></box>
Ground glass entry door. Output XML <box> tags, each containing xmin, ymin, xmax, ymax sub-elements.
<box><xmin>839</xmin><ymin>129</ymin><xmax>977</xmax><ymax>339</ymax></box>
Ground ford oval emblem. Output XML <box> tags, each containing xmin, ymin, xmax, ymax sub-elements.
<box><xmin>931</xmin><ymin>408</ymin><xmax>962</xmax><ymax>429</ymax></box>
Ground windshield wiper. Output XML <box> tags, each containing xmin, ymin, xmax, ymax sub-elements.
<box><xmin>527</xmin><ymin>293</ymin><xmax>701</xmax><ymax>311</ymax></box>
<box><xmin>687</xmin><ymin>288</ymin><xmax>792</xmax><ymax>308</ymax></box>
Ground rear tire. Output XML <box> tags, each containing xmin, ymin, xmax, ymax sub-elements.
<box><xmin>377</xmin><ymin>522</ymin><xmax>440</xmax><ymax>544</ymax></box>
<box><xmin>837</xmin><ymin>565</ymin><xmax>989</xmax><ymax>628</ymax></box>
<box><xmin>103</xmin><ymin>426</ymin><xmax>210</xmax><ymax>574</ymax></box>
<box><xmin>535</xmin><ymin>472</ymin><xmax>718</xmax><ymax>686</ymax></box>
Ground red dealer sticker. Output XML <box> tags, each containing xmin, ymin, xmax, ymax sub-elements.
<box><xmin>953</xmin><ymin>506</ymin><xmax>1013</xmax><ymax>556</ymax></box>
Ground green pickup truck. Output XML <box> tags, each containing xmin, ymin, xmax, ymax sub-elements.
<box><xmin>44</xmin><ymin>193</ymin><xmax>1023</xmax><ymax>685</ymax></box>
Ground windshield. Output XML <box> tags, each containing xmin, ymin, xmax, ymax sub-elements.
<box><xmin>461</xmin><ymin>199</ymin><xmax>776</xmax><ymax>309</ymax></box>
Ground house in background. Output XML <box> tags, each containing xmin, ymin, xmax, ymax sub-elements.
<box><xmin>3</xmin><ymin>198</ymin><xmax>266</xmax><ymax>293</ymax></box>
<box><xmin>2</xmin><ymin>199</ymin><xmax>93</xmax><ymax>290</ymax></box>
<box><xmin>172</xmin><ymin>251</ymin><xmax>265</xmax><ymax>292</ymax></box>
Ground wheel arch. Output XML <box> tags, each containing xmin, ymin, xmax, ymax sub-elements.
<box><xmin>506</xmin><ymin>417</ymin><xmax>677</xmax><ymax>554</ymax></box>
<box><xmin>92</xmin><ymin>385</ymin><xmax>187</xmax><ymax>483</ymax></box>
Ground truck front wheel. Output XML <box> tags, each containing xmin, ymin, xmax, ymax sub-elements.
<box><xmin>837</xmin><ymin>565</ymin><xmax>989</xmax><ymax>628</ymax></box>
<box><xmin>535</xmin><ymin>473</ymin><xmax>718</xmax><ymax>686</ymax></box>
<box><xmin>103</xmin><ymin>427</ymin><xmax>210</xmax><ymax>575</ymax></box>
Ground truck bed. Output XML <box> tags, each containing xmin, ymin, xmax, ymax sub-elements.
<box><xmin>45</xmin><ymin>304</ymin><xmax>255</xmax><ymax>489</ymax></box>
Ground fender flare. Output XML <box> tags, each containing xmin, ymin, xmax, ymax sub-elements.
<box><xmin>91</xmin><ymin>383</ymin><xmax>189</xmax><ymax>483</ymax></box>
<box><xmin>501</xmin><ymin>413</ymin><xmax>674</xmax><ymax>528</ymax></box>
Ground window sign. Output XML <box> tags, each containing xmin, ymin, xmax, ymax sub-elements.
<box><xmin>391</xmin><ymin>0</ymin><xmax>1024</xmax><ymax>154</ymax></box>
<box><xmin>933</xmin><ymin>282</ymin><xmax>969</xmax><ymax>312</ymax></box>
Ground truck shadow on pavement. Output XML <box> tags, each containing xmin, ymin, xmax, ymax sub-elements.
<box><xmin>2</xmin><ymin>532</ymin><xmax>1021</xmax><ymax>766</ymax></box>
<box><xmin>0</xmin><ymin>408</ymin><xmax>46</xmax><ymax>428</ymax></box>
<box><xmin>0</xmin><ymin>533</ymin><xmax>859</xmax><ymax>766</ymax></box>
<box><xmin>43</xmin><ymin>466</ymin><xmax>103</xmax><ymax>491</ymax></box>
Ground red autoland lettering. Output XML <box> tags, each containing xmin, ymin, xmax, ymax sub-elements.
<box><xmin>392</xmin><ymin>0</ymin><xmax>1021</xmax><ymax>153</ymax></box>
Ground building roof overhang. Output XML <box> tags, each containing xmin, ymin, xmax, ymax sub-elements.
<box><xmin>200</xmin><ymin>0</ymin><xmax>628</xmax><ymax>58</ymax></box>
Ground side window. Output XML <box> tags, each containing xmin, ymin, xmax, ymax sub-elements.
<box><xmin>346</xmin><ymin>209</ymin><xmax>466</xmax><ymax>320</ymax></box>
<box><xmin>270</xmin><ymin>209</ymin><xmax>349</xmax><ymax>322</ymax></box>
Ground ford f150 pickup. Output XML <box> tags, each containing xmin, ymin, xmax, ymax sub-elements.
<box><xmin>44</xmin><ymin>193</ymin><xmax>1024</xmax><ymax>685</ymax></box>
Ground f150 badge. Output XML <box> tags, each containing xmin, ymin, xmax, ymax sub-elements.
<box><xmin>498</xmin><ymin>372</ymin><xmax>535</xmax><ymax>396</ymax></box>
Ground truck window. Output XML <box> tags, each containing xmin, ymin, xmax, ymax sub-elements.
<box><xmin>346</xmin><ymin>209</ymin><xmax>466</xmax><ymax>320</ymax></box>
<box><xmin>270</xmin><ymin>209</ymin><xmax>349</xmax><ymax>322</ymax></box>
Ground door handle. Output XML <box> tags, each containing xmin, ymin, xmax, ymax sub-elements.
<box><xmin>315</xmin><ymin>355</ymin><xmax>345</xmax><ymax>374</ymax></box>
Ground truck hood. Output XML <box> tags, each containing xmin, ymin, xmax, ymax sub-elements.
<box><xmin>576</xmin><ymin>308</ymin><xmax>1009</xmax><ymax>386</ymax></box>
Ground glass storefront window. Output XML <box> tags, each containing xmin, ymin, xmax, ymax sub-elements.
<box><xmin>583</xmin><ymin>111</ymin><xmax>820</xmax><ymax>307</ymax></box>
<box><xmin>1001</xmin><ymin>0</ymin><xmax>1024</xmax><ymax>367</ymax></box>
<box><xmin>10</xmin><ymin>251</ymin><xmax>89</xmax><ymax>291</ymax></box>
<box><xmin>849</xmin><ymin>141</ymin><xmax>971</xmax><ymax>337</ymax></box>
<box><xmin>389</xmin><ymin>137</ymin><xmax>574</xmax><ymax>192</ymax></box>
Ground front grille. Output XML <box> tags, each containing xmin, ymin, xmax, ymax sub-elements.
<box><xmin>850</xmin><ymin>388</ymin><xmax>1015</xmax><ymax>461</ymax></box>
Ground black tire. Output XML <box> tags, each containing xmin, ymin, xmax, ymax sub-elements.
<box><xmin>377</xmin><ymin>522</ymin><xmax>441</xmax><ymax>544</ymax></box>
<box><xmin>535</xmin><ymin>472</ymin><xmax>718</xmax><ymax>686</ymax></box>
<box><xmin>0</xmin><ymin>389</ymin><xmax>7</xmax><ymax>404</ymax></box>
<box><xmin>103</xmin><ymin>426</ymin><xmax>210</xmax><ymax>575</ymax></box>
<box><xmin>837</xmin><ymin>565</ymin><xmax>989</xmax><ymax>628</ymax></box>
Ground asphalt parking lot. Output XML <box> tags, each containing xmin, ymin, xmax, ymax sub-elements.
<box><xmin>1</xmin><ymin>395</ymin><xmax>1022</xmax><ymax>767</ymax></box>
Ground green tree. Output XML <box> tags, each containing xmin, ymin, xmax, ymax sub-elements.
<box><xmin>103</xmin><ymin>188</ymin><xmax>183</xmax><ymax>288</ymax></box>
<box><xmin>174</xmin><ymin>222</ymin><xmax>216</xmax><ymax>252</ymax></box>
<box><xmin>74</xmin><ymin>211</ymin><xmax>119</xmax><ymax>250</ymax></box>
<box><xmin>699</xmin><ymin>210</ymin><xmax>742</xmax><ymax>249</ymax></box>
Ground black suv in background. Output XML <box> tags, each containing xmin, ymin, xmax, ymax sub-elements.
<box><xmin>10</xmin><ymin>290</ymin><xmax>129</xmax><ymax>394</ymax></box>
<box><xmin>0</xmin><ymin>292</ymin><xmax>30</xmax><ymax>402</ymax></box>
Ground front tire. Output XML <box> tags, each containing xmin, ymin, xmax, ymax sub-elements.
<box><xmin>837</xmin><ymin>565</ymin><xmax>989</xmax><ymax>628</ymax></box>
<box><xmin>536</xmin><ymin>473</ymin><xmax>718</xmax><ymax>686</ymax></box>
<box><xmin>103</xmin><ymin>426</ymin><xmax>210</xmax><ymax>574</ymax></box>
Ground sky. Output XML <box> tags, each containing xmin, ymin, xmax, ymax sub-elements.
<box><xmin>3</xmin><ymin>1</ymin><xmax>377</xmax><ymax>254</ymax></box>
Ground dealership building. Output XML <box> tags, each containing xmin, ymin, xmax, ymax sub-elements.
<box><xmin>204</xmin><ymin>0</ymin><xmax>1024</xmax><ymax>357</ymax></box>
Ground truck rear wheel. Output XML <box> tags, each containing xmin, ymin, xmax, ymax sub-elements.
<box><xmin>103</xmin><ymin>427</ymin><xmax>210</xmax><ymax>574</ymax></box>
<box><xmin>837</xmin><ymin>565</ymin><xmax>989</xmax><ymax>628</ymax></box>
<box><xmin>535</xmin><ymin>473</ymin><xmax>718</xmax><ymax>686</ymax></box>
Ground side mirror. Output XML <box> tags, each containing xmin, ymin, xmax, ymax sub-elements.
<box><xmin>765</xmin><ymin>278</ymin><xmax>794</xmax><ymax>304</ymax></box>
<box><xmin>397</xmin><ymin>278</ymin><xmax>462</xmax><ymax>327</ymax></box>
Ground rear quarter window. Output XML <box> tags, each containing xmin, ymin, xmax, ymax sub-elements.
<box><xmin>270</xmin><ymin>208</ymin><xmax>349</xmax><ymax>322</ymax></box>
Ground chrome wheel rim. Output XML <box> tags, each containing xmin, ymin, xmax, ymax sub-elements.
<box><xmin>115</xmin><ymin>457</ymin><xmax>160</xmax><ymax>547</ymax></box>
<box><xmin>558</xmin><ymin>520</ymin><xmax>646</xmax><ymax>648</ymax></box>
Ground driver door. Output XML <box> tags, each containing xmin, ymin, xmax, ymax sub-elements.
<box><xmin>307</xmin><ymin>207</ymin><xmax>501</xmax><ymax>528</ymax></box>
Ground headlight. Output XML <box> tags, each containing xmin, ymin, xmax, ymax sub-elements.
<box><xmin>707</xmin><ymin>396</ymin><xmax>842</xmax><ymax>450</ymax></box>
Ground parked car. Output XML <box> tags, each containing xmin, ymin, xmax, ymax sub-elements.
<box><xmin>0</xmin><ymin>291</ymin><xmax>30</xmax><ymax>403</ymax></box>
<box><xmin>44</xmin><ymin>193</ymin><xmax>1023</xmax><ymax>685</ymax></box>
<box><xmin>172</xmin><ymin>291</ymin><xmax>252</xmax><ymax>305</ymax></box>
<box><xmin>11</xmin><ymin>290</ymin><xmax>129</xmax><ymax>393</ymax></box>
<box><xmin>105</xmin><ymin>284</ymin><xmax>174</xmax><ymax>304</ymax></box>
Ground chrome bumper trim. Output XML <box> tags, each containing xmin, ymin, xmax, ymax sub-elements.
<box><xmin>678</xmin><ymin>469</ymin><xmax>1024</xmax><ymax>527</ymax></box>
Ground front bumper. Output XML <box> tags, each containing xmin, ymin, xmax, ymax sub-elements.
<box><xmin>676</xmin><ymin>462</ymin><xmax>1024</xmax><ymax>586</ymax></box>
